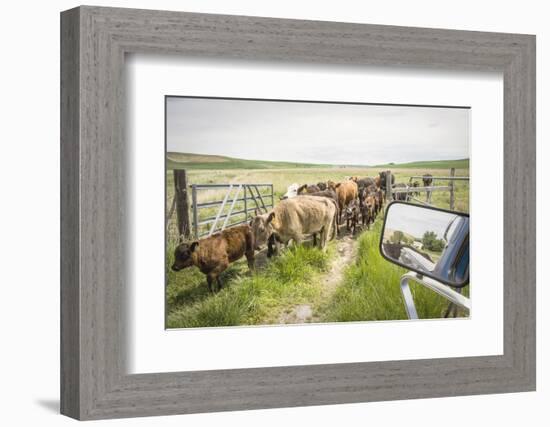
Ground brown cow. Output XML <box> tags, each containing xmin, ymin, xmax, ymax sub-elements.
<box><xmin>171</xmin><ymin>225</ymin><xmax>255</xmax><ymax>293</ymax></box>
<box><xmin>378</xmin><ymin>171</ymin><xmax>395</xmax><ymax>189</ymax></box>
<box><xmin>392</xmin><ymin>183</ymin><xmax>410</xmax><ymax>201</ymax></box>
<box><xmin>297</xmin><ymin>183</ymin><xmax>321</xmax><ymax>195</ymax></box>
<box><xmin>364</xmin><ymin>184</ymin><xmax>381</xmax><ymax>215</ymax></box>
<box><xmin>345</xmin><ymin>198</ymin><xmax>360</xmax><ymax>234</ymax></box>
<box><xmin>351</xmin><ymin>176</ymin><xmax>376</xmax><ymax>190</ymax></box>
<box><xmin>334</xmin><ymin>180</ymin><xmax>358</xmax><ymax>220</ymax></box>
<box><xmin>422</xmin><ymin>174</ymin><xmax>434</xmax><ymax>187</ymax></box>
<box><xmin>358</xmin><ymin>184</ymin><xmax>376</xmax><ymax>207</ymax></box>
<box><xmin>422</xmin><ymin>174</ymin><xmax>434</xmax><ymax>200</ymax></box>
<box><xmin>376</xmin><ymin>187</ymin><xmax>385</xmax><ymax>214</ymax></box>
<box><xmin>361</xmin><ymin>193</ymin><xmax>377</xmax><ymax>229</ymax></box>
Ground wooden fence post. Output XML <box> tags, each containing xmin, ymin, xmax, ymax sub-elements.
<box><xmin>385</xmin><ymin>170</ymin><xmax>392</xmax><ymax>201</ymax></box>
<box><xmin>174</xmin><ymin>169</ymin><xmax>191</xmax><ymax>239</ymax></box>
<box><xmin>449</xmin><ymin>167</ymin><xmax>456</xmax><ymax>210</ymax></box>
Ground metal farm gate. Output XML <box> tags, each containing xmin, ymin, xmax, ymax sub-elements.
<box><xmin>165</xmin><ymin>170</ymin><xmax>274</xmax><ymax>242</ymax></box>
<box><xmin>190</xmin><ymin>183</ymin><xmax>274</xmax><ymax>238</ymax></box>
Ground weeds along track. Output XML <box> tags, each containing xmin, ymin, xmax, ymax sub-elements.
<box><xmin>278</xmin><ymin>234</ymin><xmax>358</xmax><ymax>324</ymax></box>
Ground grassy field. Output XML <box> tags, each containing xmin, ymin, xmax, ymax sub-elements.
<box><xmin>165</xmin><ymin>154</ymin><xmax>470</xmax><ymax>328</ymax></box>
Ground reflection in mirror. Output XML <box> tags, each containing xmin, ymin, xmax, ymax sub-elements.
<box><xmin>381</xmin><ymin>202</ymin><xmax>469</xmax><ymax>287</ymax></box>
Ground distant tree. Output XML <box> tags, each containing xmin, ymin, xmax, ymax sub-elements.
<box><xmin>431</xmin><ymin>239</ymin><xmax>445</xmax><ymax>252</ymax></box>
<box><xmin>422</xmin><ymin>231</ymin><xmax>436</xmax><ymax>247</ymax></box>
<box><xmin>422</xmin><ymin>230</ymin><xmax>445</xmax><ymax>252</ymax></box>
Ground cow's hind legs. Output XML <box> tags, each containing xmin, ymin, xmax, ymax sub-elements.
<box><xmin>206</xmin><ymin>274</ymin><xmax>215</xmax><ymax>293</ymax></box>
<box><xmin>290</xmin><ymin>233</ymin><xmax>304</xmax><ymax>248</ymax></box>
<box><xmin>267</xmin><ymin>234</ymin><xmax>281</xmax><ymax>258</ymax></box>
<box><xmin>246</xmin><ymin>249</ymin><xmax>255</xmax><ymax>273</ymax></box>
<box><xmin>319</xmin><ymin>226</ymin><xmax>328</xmax><ymax>251</ymax></box>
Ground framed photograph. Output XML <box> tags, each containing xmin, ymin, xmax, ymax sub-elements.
<box><xmin>163</xmin><ymin>96</ymin><xmax>471</xmax><ymax>328</ymax></box>
<box><xmin>61</xmin><ymin>6</ymin><xmax>536</xmax><ymax>420</ymax></box>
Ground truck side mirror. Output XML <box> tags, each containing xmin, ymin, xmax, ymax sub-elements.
<box><xmin>379</xmin><ymin>202</ymin><xmax>469</xmax><ymax>287</ymax></box>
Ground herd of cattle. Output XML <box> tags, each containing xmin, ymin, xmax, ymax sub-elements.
<box><xmin>171</xmin><ymin>171</ymin><xmax>434</xmax><ymax>292</ymax></box>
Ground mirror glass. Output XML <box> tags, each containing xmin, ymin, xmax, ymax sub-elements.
<box><xmin>380</xmin><ymin>202</ymin><xmax>469</xmax><ymax>287</ymax></box>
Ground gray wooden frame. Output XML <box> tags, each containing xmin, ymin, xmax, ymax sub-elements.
<box><xmin>61</xmin><ymin>6</ymin><xmax>536</xmax><ymax>420</ymax></box>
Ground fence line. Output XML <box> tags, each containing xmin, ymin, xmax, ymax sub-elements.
<box><xmin>408</xmin><ymin>176</ymin><xmax>469</xmax><ymax>181</ymax></box>
<box><xmin>167</xmin><ymin>167</ymin><xmax>469</xmax><ymax>242</ymax></box>
<box><xmin>388</xmin><ymin>168</ymin><xmax>469</xmax><ymax>209</ymax></box>
<box><xmin>391</xmin><ymin>186</ymin><xmax>451</xmax><ymax>193</ymax></box>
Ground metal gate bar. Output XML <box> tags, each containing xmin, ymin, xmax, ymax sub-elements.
<box><xmin>222</xmin><ymin>184</ymin><xmax>243</xmax><ymax>230</ymax></box>
<box><xmin>190</xmin><ymin>183</ymin><xmax>274</xmax><ymax>238</ymax></box>
<box><xmin>207</xmin><ymin>184</ymin><xmax>234</xmax><ymax>236</ymax></box>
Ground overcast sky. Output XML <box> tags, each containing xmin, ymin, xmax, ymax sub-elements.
<box><xmin>386</xmin><ymin>203</ymin><xmax>460</xmax><ymax>239</ymax></box>
<box><xmin>166</xmin><ymin>97</ymin><xmax>470</xmax><ymax>165</ymax></box>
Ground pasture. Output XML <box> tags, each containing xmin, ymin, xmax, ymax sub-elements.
<box><xmin>165</xmin><ymin>161</ymin><xmax>470</xmax><ymax>328</ymax></box>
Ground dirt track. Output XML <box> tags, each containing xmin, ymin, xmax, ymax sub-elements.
<box><xmin>278</xmin><ymin>232</ymin><xmax>358</xmax><ymax>324</ymax></box>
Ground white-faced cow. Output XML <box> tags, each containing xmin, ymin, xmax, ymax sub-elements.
<box><xmin>281</xmin><ymin>183</ymin><xmax>300</xmax><ymax>200</ymax></box>
<box><xmin>281</xmin><ymin>183</ymin><xmax>320</xmax><ymax>200</ymax></box>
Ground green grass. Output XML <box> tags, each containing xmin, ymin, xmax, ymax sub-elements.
<box><xmin>321</xmin><ymin>219</ymin><xmax>469</xmax><ymax>322</ymax></box>
<box><xmin>166</xmin><ymin>243</ymin><xmax>332</xmax><ymax>328</ymax></box>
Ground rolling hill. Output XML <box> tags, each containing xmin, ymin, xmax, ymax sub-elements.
<box><xmin>166</xmin><ymin>152</ymin><xmax>328</xmax><ymax>170</ymax></box>
<box><xmin>166</xmin><ymin>152</ymin><xmax>469</xmax><ymax>170</ymax></box>
<box><xmin>373</xmin><ymin>158</ymin><xmax>469</xmax><ymax>170</ymax></box>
